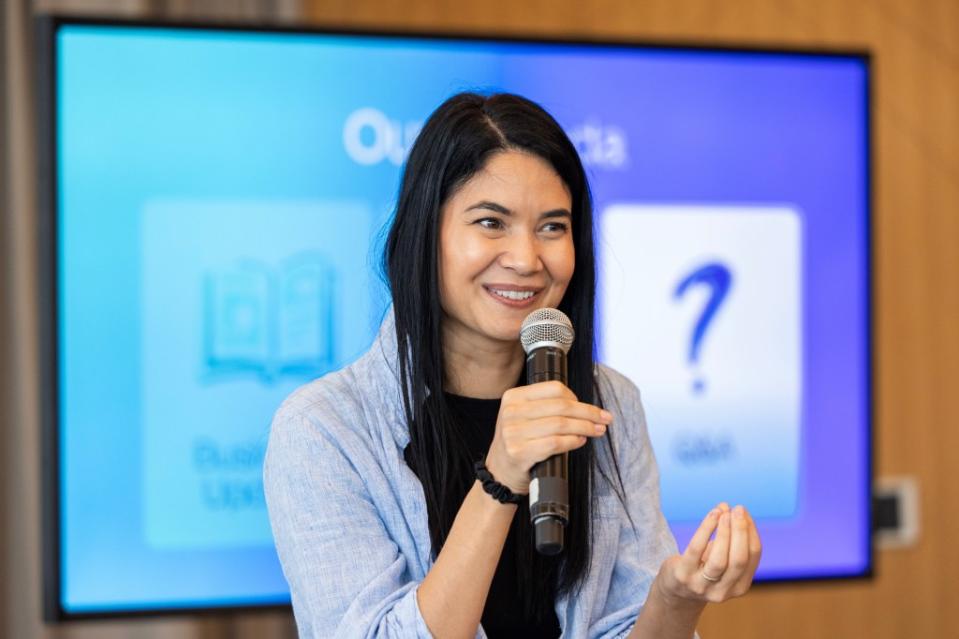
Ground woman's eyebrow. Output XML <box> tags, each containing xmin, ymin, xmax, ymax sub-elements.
<box><xmin>464</xmin><ymin>201</ymin><xmax>572</xmax><ymax>219</ymax></box>
<box><xmin>465</xmin><ymin>200</ymin><xmax>511</xmax><ymax>215</ymax></box>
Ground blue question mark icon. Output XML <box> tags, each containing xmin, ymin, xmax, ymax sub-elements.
<box><xmin>673</xmin><ymin>262</ymin><xmax>733</xmax><ymax>394</ymax></box>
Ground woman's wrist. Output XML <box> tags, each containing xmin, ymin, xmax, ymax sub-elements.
<box><xmin>470</xmin><ymin>479</ymin><xmax>520</xmax><ymax>512</ymax></box>
<box><xmin>483</xmin><ymin>453</ymin><xmax>529</xmax><ymax>495</ymax></box>
<box><xmin>628</xmin><ymin>573</ymin><xmax>704</xmax><ymax>639</ymax></box>
<box><xmin>474</xmin><ymin>461</ymin><xmax>525</xmax><ymax>504</ymax></box>
<box><xmin>653</xmin><ymin>569</ymin><xmax>707</xmax><ymax>614</ymax></box>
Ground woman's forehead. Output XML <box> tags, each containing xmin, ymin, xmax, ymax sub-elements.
<box><xmin>453</xmin><ymin>151</ymin><xmax>571</xmax><ymax>204</ymax></box>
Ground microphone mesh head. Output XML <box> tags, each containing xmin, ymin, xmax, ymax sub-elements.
<box><xmin>520</xmin><ymin>308</ymin><xmax>574</xmax><ymax>354</ymax></box>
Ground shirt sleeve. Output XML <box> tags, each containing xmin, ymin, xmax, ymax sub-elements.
<box><xmin>263</xmin><ymin>407</ymin><xmax>435</xmax><ymax>639</ymax></box>
<box><xmin>588</xmin><ymin>369</ymin><xmax>702</xmax><ymax>639</ymax></box>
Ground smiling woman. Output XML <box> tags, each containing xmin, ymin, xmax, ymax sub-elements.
<box><xmin>439</xmin><ymin>151</ymin><xmax>575</xmax><ymax>397</ymax></box>
<box><xmin>263</xmin><ymin>92</ymin><xmax>759</xmax><ymax>639</ymax></box>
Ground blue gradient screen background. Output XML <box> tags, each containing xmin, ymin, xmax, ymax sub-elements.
<box><xmin>55</xmin><ymin>24</ymin><xmax>869</xmax><ymax>613</ymax></box>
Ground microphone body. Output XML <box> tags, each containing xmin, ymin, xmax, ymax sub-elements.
<box><xmin>520</xmin><ymin>308</ymin><xmax>575</xmax><ymax>556</ymax></box>
<box><xmin>526</xmin><ymin>345</ymin><xmax>569</xmax><ymax>555</ymax></box>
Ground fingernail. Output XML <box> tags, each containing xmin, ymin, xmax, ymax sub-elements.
<box><xmin>734</xmin><ymin>505</ymin><xmax>745</xmax><ymax>519</ymax></box>
<box><xmin>594</xmin><ymin>423</ymin><xmax>607</xmax><ymax>434</ymax></box>
<box><xmin>601</xmin><ymin>410</ymin><xmax>613</xmax><ymax>422</ymax></box>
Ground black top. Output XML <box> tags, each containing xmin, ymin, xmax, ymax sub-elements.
<box><xmin>403</xmin><ymin>392</ymin><xmax>562</xmax><ymax>639</ymax></box>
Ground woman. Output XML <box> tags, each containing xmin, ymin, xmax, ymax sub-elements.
<box><xmin>264</xmin><ymin>92</ymin><xmax>761</xmax><ymax>638</ymax></box>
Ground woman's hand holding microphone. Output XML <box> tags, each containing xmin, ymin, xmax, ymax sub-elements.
<box><xmin>483</xmin><ymin>380</ymin><xmax>612</xmax><ymax>496</ymax></box>
<box><xmin>415</xmin><ymin>383</ymin><xmax>609</xmax><ymax>637</ymax></box>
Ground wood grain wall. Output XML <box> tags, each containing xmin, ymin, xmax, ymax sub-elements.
<box><xmin>297</xmin><ymin>1</ymin><xmax>959</xmax><ymax>638</ymax></box>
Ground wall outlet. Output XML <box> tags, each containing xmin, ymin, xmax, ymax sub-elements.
<box><xmin>874</xmin><ymin>475</ymin><xmax>920</xmax><ymax>549</ymax></box>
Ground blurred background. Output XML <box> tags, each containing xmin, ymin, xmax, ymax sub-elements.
<box><xmin>2</xmin><ymin>0</ymin><xmax>957</xmax><ymax>638</ymax></box>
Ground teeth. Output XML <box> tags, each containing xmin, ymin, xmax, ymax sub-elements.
<box><xmin>490</xmin><ymin>288</ymin><xmax>536</xmax><ymax>301</ymax></box>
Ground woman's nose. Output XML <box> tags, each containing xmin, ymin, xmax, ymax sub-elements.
<box><xmin>499</xmin><ymin>231</ymin><xmax>542</xmax><ymax>275</ymax></box>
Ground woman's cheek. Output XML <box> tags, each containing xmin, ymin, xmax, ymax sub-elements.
<box><xmin>549</xmin><ymin>245</ymin><xmax>575</xmax><ymax>303</ymax></box>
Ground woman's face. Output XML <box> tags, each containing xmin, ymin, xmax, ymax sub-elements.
<box><xmin>438</xmin><ymin>149</ymin><xmax>575</xmax><ymax>349</ymax></box>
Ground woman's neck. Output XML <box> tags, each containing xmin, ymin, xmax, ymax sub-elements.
<box><xmin>442</xmin><ymin>324</ymin><xmax>525</xmax><ymax>399</ymax></box>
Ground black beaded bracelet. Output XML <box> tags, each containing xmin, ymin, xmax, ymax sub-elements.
<box><xmin>473</xmin><ymin>461</ymin><xmax>524</xmax><ymax>504</ymax></box>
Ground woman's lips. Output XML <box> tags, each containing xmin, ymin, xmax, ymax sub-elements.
<box><xmin>483</xmin><ymin>285</ymin><xmax>542</xmax><ymax>308</ymax></box>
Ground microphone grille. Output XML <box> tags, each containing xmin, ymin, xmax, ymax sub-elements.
<box><xmin>520</xmin><ymin>308</ymin><xmax>574</xmax><ymax>354</ymax></box>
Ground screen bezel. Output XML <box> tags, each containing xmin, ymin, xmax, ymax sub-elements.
<box><xmin>36</xmin><ymin>13</ymin><xmax>874</xmax><ymax>622</ymax></box>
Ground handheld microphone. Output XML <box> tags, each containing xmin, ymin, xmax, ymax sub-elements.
<box><xmin>520</xmin><ymin>308</ymin><xmax>574</xmax><ymax>556</ymax></box>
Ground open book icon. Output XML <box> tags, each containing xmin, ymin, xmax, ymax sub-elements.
<box><xmin>202</xmin><ymin>251</ymin><xmax>336</xmax><ymax>383</ymax></box>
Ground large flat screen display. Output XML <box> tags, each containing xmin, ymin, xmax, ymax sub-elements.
<box><xmin>40</xmin><ymin>16</ymin><xmax>871</xmax><ymax>618</ymax></box>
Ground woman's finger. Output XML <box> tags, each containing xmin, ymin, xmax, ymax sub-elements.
<box><xmin>701</xmin><ymin>512</ymin><xmax>731</xmax><ymax>581</ymax></box>
<box><xmin>702</xmin><ymin>539</ymin><xmax>714</xmax><ymax>565</ymax></box>
<box><xmin>508</xmin><ymin>397</ymin><xmax>612</xmax><ymax>425</ymax></box>
<box><xmin>747</xmin><ymin>509</ymin><xmax>762</xmax><ymax>556</ymax></box>
<box><xmin>507</xmin><ymin>380</ymin><xmax>576</xmax><ymax>402</ymax></box>
<box><xmin>521</xmin><ymin>434</ymin><xmax>589</xmax><ymax>463</ymax></box>
<box><xmin>680</xmin><ymin>507</ymin><xmax>721</xmax><ymax>569</ymax></box>
<box><xmin>510</xmin><ymin>415</ymin><xmax>607</xmax><ymax>440</ymax></box>
<box><xmin>724</xmin><ymin>505</ymin><xmax>750</xmax><ymax>583</ymax></box>
<box><xmin>733</xmin><ymin>510</ymin><xmax>763</xmax><ymax>594</ymax></box>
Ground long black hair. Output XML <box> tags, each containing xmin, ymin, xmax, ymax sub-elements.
<box><xmin>384</xmin><ymin>92</ymin><xmax>628</xmax><ymax>621</ymax></box>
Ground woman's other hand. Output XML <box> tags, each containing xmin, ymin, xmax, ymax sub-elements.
<box><xmin>654</xmin><ymin>503</ymin><xmax>762</xmax><ymax>607</ymax></box>
<box><xmin>484</xmin><ymin>380</ymin><xmax>612</xmax><ymax>494</ymax></box>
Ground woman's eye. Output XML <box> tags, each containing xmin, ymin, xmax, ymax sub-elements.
<box><xmin>476</xmin><ymin>217</ymin><xmax>504</xmax><ymax>230</ymax></box>
<box><xmin>541</xmin><ymin>222</ymin><xmax>569</xmax><ymax>234</ymax></box>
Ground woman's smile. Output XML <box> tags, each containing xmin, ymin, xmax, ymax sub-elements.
<box><xmin>483</xmin><ymin>284</ymin><xmax>543</xmax><ymax>308</ymax></box>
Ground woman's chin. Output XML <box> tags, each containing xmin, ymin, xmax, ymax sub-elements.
<box><xmin>473</xmin><ymin>317</ymin><xmax>525</xmax><ymax>344</ymax></box>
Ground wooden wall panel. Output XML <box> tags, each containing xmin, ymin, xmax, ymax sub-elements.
<box><xmin>302</xmin><ymin>1</ymin><xmax>959</xmax><ymax>637</ymax></box>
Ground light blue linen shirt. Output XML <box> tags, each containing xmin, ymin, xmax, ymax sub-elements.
<box><xmin>264</xmin><ymin>310</ymin><xmax>692</xmax><ymax>638</ymax></box>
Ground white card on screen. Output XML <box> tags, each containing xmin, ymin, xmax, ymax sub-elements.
<box><xmin>598</xmin><ymin>204</ymin><xmax>803</xmax><ymax>521</ymax></box>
